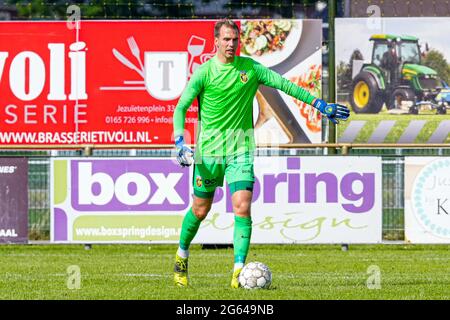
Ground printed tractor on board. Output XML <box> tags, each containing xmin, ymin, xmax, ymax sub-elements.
<box><xmin>350</xmin><ymin>34</ymin><xmax>448</xmax><ymax>115</ymax></box>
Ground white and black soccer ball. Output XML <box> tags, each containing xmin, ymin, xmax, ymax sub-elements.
<box><xmin>238</xmin><ymin>262</ymin><xmax>272</xmax><ymax>289</ymax></box>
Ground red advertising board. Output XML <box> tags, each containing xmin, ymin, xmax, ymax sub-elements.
<box><xmin>0</xmin><ymin>20</ymin><xmax>221</xmax><ymax>145</ymax></box>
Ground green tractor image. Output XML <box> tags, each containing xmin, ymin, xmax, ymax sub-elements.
<box><xmin>350</xmin><ymin>34</ymin><xmax>447</xmax><ymax>114</ymax></box>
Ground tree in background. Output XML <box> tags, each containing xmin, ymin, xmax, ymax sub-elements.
<box><xmin>337</xmin><ymin>49</ymin><xmax>364</xmax><ymax>97</ymax></box>
<box><xmin>422</xmin><ymin>49</ymin><xmax>450</xmax><ymax>85</ymax></box>
<box><xmin>5</xmin><ymin>0</ymin><xmax>327</xmax><ymax>20</ymax></box>
<box><xmin>6</xmin><ymin>0</ymin><xmax>195</xmax><ymax>19</ymax></box>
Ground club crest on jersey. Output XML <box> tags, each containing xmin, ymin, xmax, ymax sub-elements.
<box><xmin>196</xmin><ymin>176</ymin><xmax>203</xmax><ymax>187</ymax></box>
<box><xmin>240</xmin><ymin>71</ymin><xmax>248</xmax><ymax>83</ymax></box>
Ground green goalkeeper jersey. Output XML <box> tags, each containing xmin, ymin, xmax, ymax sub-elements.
<box><xmin>173</xmin><ymin>55</ymin><xmax>317</xmax><ymax>156</ymax></box>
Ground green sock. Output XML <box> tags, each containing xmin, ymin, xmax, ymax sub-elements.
<box><xmin>179</xmin><ymin>208</ymin><xmax>202</xmax><ymax>250</ymax></box>
<box><xmin>233</xmin><ymin>215</ymin><xmax>252</xmax><ymax>264</ymax></box>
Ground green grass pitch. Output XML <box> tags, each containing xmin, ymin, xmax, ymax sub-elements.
<box><xmin>0</xmin><ymin>244</ymin><xmax>448</xmax><ymax>300</ymax></box>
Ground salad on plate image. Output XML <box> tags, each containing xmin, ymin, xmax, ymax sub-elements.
<box><xmin>240</xmin><ymin>19</ymin><xmax>302</xmax><ymax>67</ymax></box>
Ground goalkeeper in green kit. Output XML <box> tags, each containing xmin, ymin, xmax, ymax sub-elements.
<box><xmin>172</xmin><ymin>19</ymin><xmax>350</xmax><ymax>288</ymax></box>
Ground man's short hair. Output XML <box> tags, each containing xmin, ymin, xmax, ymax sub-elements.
<box><xmin>214</xmin><ymin>19</ymin><xmax>240</xmax><ymax>38</ymax></box>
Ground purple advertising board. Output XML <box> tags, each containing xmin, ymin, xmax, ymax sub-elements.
<box><xmin>51</xmin><ymin>157</ymin><xmax>382</xmax><ymax>244</ymax></box>
<box><xmin>0</xmin><ymin>158</ymin><xmax>28</xmax><ymax>244</ymax></box>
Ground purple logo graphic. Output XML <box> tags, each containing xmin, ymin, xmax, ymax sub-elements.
<box><xmin>71</xmin><ymin>159</ymin><xmax>190</xmax><ymax>211</ymax></box>
<box><xmin>212</xmin><ymin>158</ymin><xmax>376</xmax><ymax>214</ymax></box>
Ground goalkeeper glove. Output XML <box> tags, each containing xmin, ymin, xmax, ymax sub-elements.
<box><xmin>313</xmin><ymin>99</ymin><xmax>350</xmax><ymax>124</ymax></box>
<box><xmin>175</xmin><ymin>136</ymin><xmax>194</xmax><ymax>167</ymax></box>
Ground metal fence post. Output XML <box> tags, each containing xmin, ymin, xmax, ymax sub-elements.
<box><xmin>328</xmin><ymin>0</ymin><xmax>337</xmax><ymax>155</ymax></box>
<box><xmin>83</xmin><ymin>145</ymin><xmax>92</xmax><ymax>249</ymax></box>
<box><xmin>341</xmin><ymin>143</ymin><xmax>351</xmax><ymax>250</ymax></box>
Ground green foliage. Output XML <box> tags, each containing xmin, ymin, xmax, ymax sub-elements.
<box><xmin>337</xmin><ymin>49</ymin><xmax>364</xmax><ymax>94</ymax></box>
<box><xmin>5</xmin><ymin>0</ymin><xmax>320</xmax><ymax>19</ymax></box>
<box><xmin>6</xmin><ymin>0</ymin><xmax>195</xmax><ymax>19</ymax></box>
<box><xmin>337</xmin><ymin>60</ymin><xmax>351</xmax><ymax>90</ymax></box>
<box><xmin>7</xmin><ymin>0</ymin><xmax>67</xmax><ymax>19</ymax></box>
<box><xmin>422</xmin><ymin>49</ymin><xmax>450</xmax><ymax>84</ymax></box>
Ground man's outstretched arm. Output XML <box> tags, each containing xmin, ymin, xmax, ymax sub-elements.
<box><xmin>173</xmin><ymin>69</ymin><xmax>204</xmax><ymax>138</ymax></box>
<box><xmin>172</xmin><ymin>68</ymin><xmax>205</xmax><ymax>166</ymax></box>
<box><xmin>254</xmin><ymin>63</ymin><xmax>350</xmax><ymax>123</ymax></box>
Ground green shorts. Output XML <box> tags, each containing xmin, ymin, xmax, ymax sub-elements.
<box><xmin>193</xmin><ymin>152</ymin><xmax>255</xmax><ymax>198</ymax></box>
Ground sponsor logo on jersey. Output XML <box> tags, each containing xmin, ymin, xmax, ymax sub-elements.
<box><xmin>240</xmin><ymin>70</ymin><xmax>248</xmax><ymax>83</ymax></box>
<box><xmin>204</xmin><ymin>178</ymin><xmax>217</xmax><ymax>186</ymax></box>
